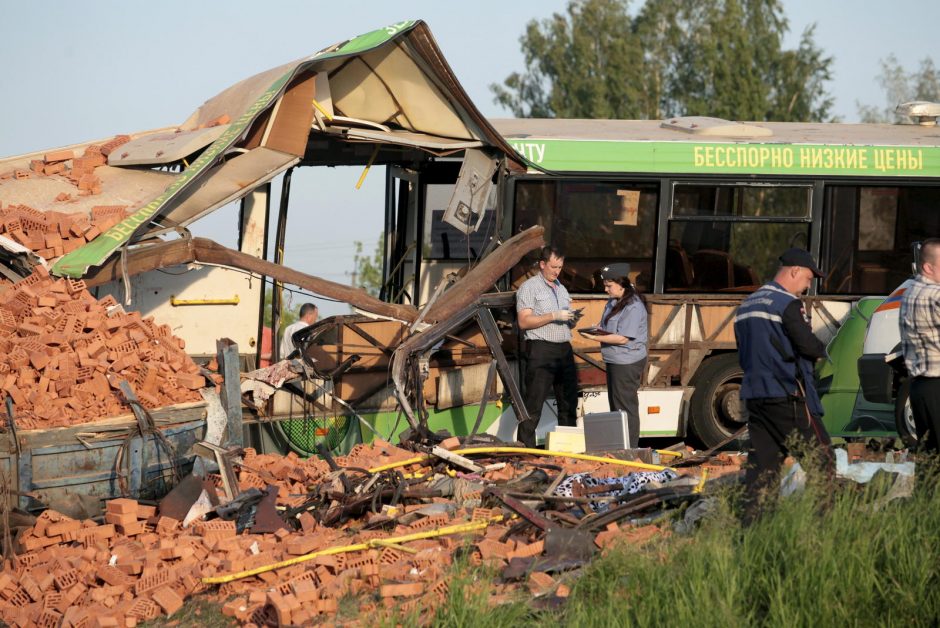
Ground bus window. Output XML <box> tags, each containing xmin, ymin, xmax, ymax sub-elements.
<box><xmin>666</xmin><ymin>183</ymin><xmax>812</xmax><ymax>292</ymax></box>
<box><xmin>821</xmin><ymin>185</ymin><xmax>940</xmax><ymax>294</ymax></box>
<box><xmin>512</xmin><ymin>180</ymin><xmax>658</xmax><ymax>293</ymax></box>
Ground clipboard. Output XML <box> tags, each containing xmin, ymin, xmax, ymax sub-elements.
<box><xmin>578</xmin><ymin>326</ymin><xmax>611</xmax><ymax>337</ymax></box>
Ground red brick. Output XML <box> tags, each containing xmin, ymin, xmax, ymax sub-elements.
<box><xmin>127</xmin><ymin>598</ymin><xmax>160</xmax><ymax>621</ymax></box>
<box><xmin>173</xmin><ymin>372</ymin><xmax>205</xmax><ymax>390</ymax></box>
<box><xmin>151</xmin><ymin>586</ymin><xmax>184</xmax><ymax>616</ymax></box>
<box><xmin>44</xmin><ymin>150</ymin><xmax>75</xmax><ymax>163</ymax></box>
<box><xmin>117</xmin><ymin>520</ymin><xmax>146</xmax><ymax>536</ymax></box>
<box><xmin>284</xmin><ymin>535</ymin><xmax>322</xmax><ymax>556</ymax></box>
<box><xmin>96</xmin><ymin>565</ymin><xmax>132</xmax><ymax>587</ymax></box>
<box><xmin>380</xmin><ymin>582</ymin><xmax>424</xmax><ymax>598</ymax></box>
<box><xmin>135</xmin><ymin>567</ymin><xmax>173</xmax><ymax>595</ymax></box>
<box><xmin>105</xmin><ymin>511</ymin><xmax>136</xmax><ymax>527</ymax></box>
<box><xmin>45</xmin><ymin>518</ymin><xmax>81</xmax><ymax>537</ymax></box>
<box><xmin>439</xmin><ymin>436</ymin><xmax>461</xmax><ymax>450</ymax></box>
<box><xmin>527</xmin><ymin>571</ymin><xmax>555</xmax><ymax>595</ymax></box>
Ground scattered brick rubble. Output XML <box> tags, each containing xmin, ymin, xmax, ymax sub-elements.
<box><xmin>0</xmin><ymin>268</ymin><xmax>206</xmax><ymax>430</ymax></box>
<box><xmin>0</xmin><ymin>136</ymin><xmax>131</xmax><ymax>197</ymax></box>
<box><xmin>0</xmin><ymin>442</ymin><xmax>687</xmax><ymax>627</ymax></box>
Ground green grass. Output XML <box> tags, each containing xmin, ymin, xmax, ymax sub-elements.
<box><xmin>139</xmin><ymin>598</ymin><xmax>234</xmax><ymax>627</ymax></box>
<box><xmin>419</xmin><ymin>461</ymin><xmax>940</xmax><ymax>628</ymax></box>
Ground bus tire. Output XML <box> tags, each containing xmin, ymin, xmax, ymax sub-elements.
<box><xmin>689</xmin><ymin>353</ymin><xmax>746</xmax><ymax>448</ymax></box>
<box><xmin>894</xmin><ymin>378</ymin><xmax>918</xmax><ymax>448</ymax></box>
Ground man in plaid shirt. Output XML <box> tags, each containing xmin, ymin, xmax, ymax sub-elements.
<box><xmin>900</xmin><ymin>238</ymin><xmax>940</xmax><ymax>452</ymax></box>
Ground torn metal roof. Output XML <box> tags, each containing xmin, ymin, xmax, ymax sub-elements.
<box><xmin>0</xmin><ymin>20</ymin><xmax>523</xmax><ymax>278</ymax></box>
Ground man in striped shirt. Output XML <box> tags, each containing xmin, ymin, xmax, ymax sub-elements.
<box><xmin>516</xmin><ymin>246</ymin><xmax>579</xmax><ymax>447</ymax></box>
<box><xmin>900</xmin><ymin>238</ymin><xmax>940</xmax><ymax>452</ymax></box>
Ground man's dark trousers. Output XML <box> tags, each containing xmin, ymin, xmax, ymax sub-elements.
<box><xmin>910</xmin><ymin>376</ymin><xmax>940</xmax><ymax>452</ymax></box>
<box><xmin>743</xmin><ymin>397</ymin><xmax>834</xmax><ymax>522</ymax></box>
<box><xmin>518</xmin><ymin>339</ymin><xmax>578</xmax><ymax>447</ymax></box>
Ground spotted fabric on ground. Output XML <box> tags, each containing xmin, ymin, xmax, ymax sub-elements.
<box><xmin>554</xmin><ymin>469</ymin><xmax>680</xmax><ymax>512</ymax></box>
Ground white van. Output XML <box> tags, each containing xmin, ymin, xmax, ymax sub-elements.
<box><xmin>856</xmin><ymin>246</ymin><xmax>922</xmax><ymax>445</ymax></box>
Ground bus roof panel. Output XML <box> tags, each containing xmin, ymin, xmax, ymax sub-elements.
<box><xmin>493</xmin><ymin>118</ymin><xmax>940</xmax><ymax>177</ymax></box>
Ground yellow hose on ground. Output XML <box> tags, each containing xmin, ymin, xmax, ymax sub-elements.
<box><xmin>202</xmin><ymin>516</ymin><xmax>504</xmax><ymax>585</ymax></box>
<box><xmin>368</xmin><ymin>446</ymin><xmax>667</xmax><ymax>474</ymax></box>
<box><xmin>656</xmin><ymin>449</ymin><xmax>683</xmax><ymax>458</ymax></box>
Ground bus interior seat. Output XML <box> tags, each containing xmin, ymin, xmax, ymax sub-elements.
<box><xmin>510</xmin><ymin>266</ymin><xmax>538</xmax><ymax>290</ymax></box>
<box><xmin>733</xmin><ymin>263</ymin><xmax>760</xmax><ymax>289</ymax></box>
<box><xmin>561</xmin><ymin>264</ymin><xmax>595</xmax><ymax>293</ymax></box>
<box><xmin>692</xmin><ymin>249</ymin><xmax>734</xmax><ymax>291</ymax></box>
<box><xmin>666</xmin><ymin>243</ymin><xmax>694</xmax><ymax>289</ymax></box>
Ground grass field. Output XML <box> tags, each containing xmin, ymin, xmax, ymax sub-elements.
<box><xmin>419</xmin><ymin>461</ymin><xmax>940</xmax><ymax>628</ymax></box>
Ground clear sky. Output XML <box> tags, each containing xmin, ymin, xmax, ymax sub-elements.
<box><xmin>1</xmin><ymin>0</ymin><xmax>937</xmax><ymax>316</ymax></box>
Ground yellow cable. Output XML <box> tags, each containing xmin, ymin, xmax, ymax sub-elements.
<box><xmin>368</xmin><ymin>446</ymin><xmax>667</xmax><ymax>475</ymax></box>
<box><xmin>202</xmin><ymin>516</ymin><xmax>501</xmax><ymax>585</ymax></box>
<box><xmin>311</xmin><ymin>98</ymin><xmax>333</xmax><ymax>121</ymax></box>
<box><xmin>355</xmin><ymin>146</ymin><xmax>379</xmax><ymax>190</ymax></box>
<box><xmin>656</xmin><ymin>449</ymin><xmax>682</xmax><ymax>458</ymax></box>
<box><xmin>370</xmin><ymin>540</ymin><xmax>418</xmax><ymax>554</ymax></box>
<box><xmin>693</xmin><ymin>467</ymin><xmax>709</xmax><ymax>494</ymax></box>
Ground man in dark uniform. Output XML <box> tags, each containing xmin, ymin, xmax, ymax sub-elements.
<box><xmin>734</xmin><ymin>248</ymin><xmax>834</xmax><ymax>522</ymax></box>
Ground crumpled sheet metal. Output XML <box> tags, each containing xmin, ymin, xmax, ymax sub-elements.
<box><xmin>239</xmin><ymin>358</ymin><xmax>309</xmax><ymax>404</ymax></box>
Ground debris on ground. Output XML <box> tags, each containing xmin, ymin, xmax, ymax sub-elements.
<box><xmin>0</xmin><ymin>440</ymin><xmax>712</xmax><ymax>627</ymax></box>
<box><xmin>0</xmin><ymin>434</ymin><xmax>920</xmax><ymax>626</ymax></box>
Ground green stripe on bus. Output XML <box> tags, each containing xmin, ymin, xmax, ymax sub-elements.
<box><xmin>508</xmin><ymin>139</ymin><xmax>940</xmax><ymax>178</ymax></box>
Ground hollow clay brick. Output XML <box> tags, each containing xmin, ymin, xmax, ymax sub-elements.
<box><xmin>150</xmin><ymin>586</ymin><xmax>183</xmax><ymax>616</ymax></box>
<box><xmin>43</xmin><ymin>150</ymin><xmax>74</xmax><ymax>163</ymax></box>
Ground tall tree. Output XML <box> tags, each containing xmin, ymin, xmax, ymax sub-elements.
<box><xmin>857</xmin><ymin>55</ymin><xmax>940</xmax><ymax>123</ymax></box>
<box><xmin>263</xmin><ymin>287</ymin><xmax>299</xmax><ymax>331</ymax></box>
<box><xmin>493</xmin><ymin>0</ymin><xmax>834</xmax><ymax>122</ymax></box>
<box><xmin>492</xmin><ymin>0</ymin><xmax>648</xmax><ymax>118</ymax></box>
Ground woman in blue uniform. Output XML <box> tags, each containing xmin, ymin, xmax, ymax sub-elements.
<box><xmin>582</xmin><ymin>263</ymin><xmax>648</xmax><ymax>447</ymax></box>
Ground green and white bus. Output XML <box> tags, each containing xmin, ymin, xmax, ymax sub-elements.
<box><xmin>382</xmin><ymin>106</ymin><xmax>940</xmax><ymax>447</ymax></box>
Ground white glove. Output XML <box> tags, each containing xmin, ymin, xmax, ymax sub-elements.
<box><xmin>552</xmin><ymin>310</ymin><xmax>573</xmax><ymax>322</ymax></box>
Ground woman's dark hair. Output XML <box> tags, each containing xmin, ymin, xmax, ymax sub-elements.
<box><xmin>603</xmin><ymin>275</ymin><xmax>645</xmax><ymax>325</ymax></box>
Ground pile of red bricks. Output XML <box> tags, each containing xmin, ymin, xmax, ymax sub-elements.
<box><xmin>0</xmin><ymin>202</ymin><xmax>130</xmax><ymax>261</ymax></box>
<box><xmin>0</xmin><ymin>136</ymin><xmax>131</xmax><ymax>198</ymax></box>
<box><xmin>0</xmin><ymin>441</ymin><xmax>677</xmax><ymax>626</ymax></box>
<box><xmin>0</xmin><ymin>267</ymin><xmax>205</xmax><ymax>430</ymax></box>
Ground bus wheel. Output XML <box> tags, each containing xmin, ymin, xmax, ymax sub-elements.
<box><xmin>894</xmin><ymin>378</ymin><xmax>918</xmax><ymax>448</ymax></box>
<box><xmin>689</xmin><ymin>353</ymin><xmax>745</xmax><ymax>448</ymax></box>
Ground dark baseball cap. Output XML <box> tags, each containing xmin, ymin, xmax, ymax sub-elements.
<box><xmin>600</xmin><ymin>263</ymin><xmax>632</xmax><ymax>280</ymax></box>
<box><xmin>779</xmin><ymin>248</ymin><xmax>825</xmax><ymax>278</ymax></box>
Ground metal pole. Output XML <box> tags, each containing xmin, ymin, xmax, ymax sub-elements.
<box><xmin>271</xmin><ymin>168</ymin><xmax>294</xmax><ymax>363</ymax></box>
<box><xmin>248</xmin><ymin>185</ymin><xmax>272</xmax><ymax>369</ymax></box>
<box><xmin>381</xmin><ymin>167</ymin><xmax>394</xmax><ymax>302</ymax></box>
